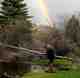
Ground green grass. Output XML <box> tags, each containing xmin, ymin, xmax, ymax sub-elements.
<box><xmin>22</xmin><ymin>71</ymin><xmax>80</xmax><ymax>78</ymax></box>
<box><xmin>32</xmin><ymin>59</ymin><xmax>72</xmax><ymax>65</ymax></box>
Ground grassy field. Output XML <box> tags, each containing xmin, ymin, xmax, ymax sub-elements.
<box><xmin>22</xmin><ymin>71</ymin><xmax>80</xmax><ymax>78</ymax></box>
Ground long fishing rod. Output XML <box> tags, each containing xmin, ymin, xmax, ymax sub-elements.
<box><xmin>0</xmin><ymin>42</ymin><xmax>46</xmax><ymax>55</ymax></box>
<box><xmin>0</xmin><ymin>42</ymin><xmax>72</xmax><ymax>60</ymax></box>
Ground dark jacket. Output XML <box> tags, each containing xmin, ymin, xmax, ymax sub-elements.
<box><xmin>46</xmin><ymin>48</ymin><xmax>55</xmax><ymax>60</ymax></box>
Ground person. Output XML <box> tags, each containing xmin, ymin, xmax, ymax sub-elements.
<box><xmin>45</xmin><ymin>44</ymin><xmax>56</xmax><ymax>73</ymax></box>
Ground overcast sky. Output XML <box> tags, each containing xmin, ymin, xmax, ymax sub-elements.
<box><xmin>25</xmin><ymin>0</ymin><xmax>80</xmax><ymax>25</ymax></box>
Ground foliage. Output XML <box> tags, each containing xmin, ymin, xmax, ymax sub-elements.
<box><xmin>0</xmin><ymin>0</ymin><xmax>32</xmax><ymax>48</ymax></box>
<box><xmin>65</xmin><ymin>15</ymin><xmax>80</xmax><ymax>47</ymax></box>
<box><xmin>65</xmin><ymin>15</ymin><xmax>80</xmax><ymax>56</ymax></box>
<box><xmin>0</xmin><ymin>0</ymin><xmax>30</xmax><ymax>24</ymax></box>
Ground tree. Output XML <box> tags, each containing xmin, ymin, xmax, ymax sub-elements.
<box><xmin>65</xmin><ymin>15</ymin><xmax>80</xmax><ymax>56</ymax></box>
<box><xmin>0</xmin><ymin>0</ymin><xmax>31</xmax><ymax>24</ymax></box>
<box><xmin>0</xmin><ymin>0</ymin><xmax>32</xmax><ymax>48</ymax></box>
<box><xmin>65</xmin><ymin>15</ymin><xmax>80</xmax><ymax>47</ymax></box>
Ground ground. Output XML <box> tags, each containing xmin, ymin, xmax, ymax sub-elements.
<box><xmin>22</xmin><ymin>71</ymin><xmax>80</xmax><ymax>78</ymax></box>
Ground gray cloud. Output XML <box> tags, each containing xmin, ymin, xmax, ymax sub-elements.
<box><xmin>25</xmin><ymin>0</ymin><xmax>80</xmax><ymax>24</ymax></box>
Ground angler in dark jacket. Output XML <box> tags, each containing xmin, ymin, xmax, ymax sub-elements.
<box><xmin>46</xmin><ymin>46</ymin><xmax>55</xmax><ymax>64</ymax></box>
<box><xmin>45</xmin><ymin>44</ymin><xmax>56</xmax><ymax>72</ymax></box>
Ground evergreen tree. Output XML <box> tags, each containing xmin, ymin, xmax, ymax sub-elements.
<box><xmin>65</xmin><ymin>15</ymin><xmax>80</xmax><ymax>50</ymax></box>
<box><xmin>0</xmin><ymin>0</ymin><xmax>31</xmax><ymax>24</ymax></box>
<box><xmin>0</xmin><ymin>0</ymin><xmax>32</xmax><ymax>48</ymax></box>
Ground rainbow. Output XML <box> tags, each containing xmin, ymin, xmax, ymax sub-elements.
<box><xmin>37</xmin><ymin>0</ymin><xmax>53</xmax><ymax>27</ymax></box>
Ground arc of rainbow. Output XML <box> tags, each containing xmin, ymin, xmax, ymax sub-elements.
<box><xmin>37</xmin><ymin>0</ymin><xmax>53</xmax><ymax>27</ymax></box>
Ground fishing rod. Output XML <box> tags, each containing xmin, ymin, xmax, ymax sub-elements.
<box><xmin>0</xmin><ymin>42</ymin><xmax>45</xmax><ymax>56</ymax></box>
<box><xmin>0</xmin><ymin>42</ymin><xmax>73</xmax><ymax>61</ymax></box>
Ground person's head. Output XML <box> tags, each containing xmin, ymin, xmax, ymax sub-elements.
<box><xmin>46</xmin><ymin>44</ymin><xmax>53</xmax><ymax>49</ymax></box>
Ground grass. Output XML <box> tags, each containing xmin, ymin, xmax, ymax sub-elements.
<box><xmin>22</xmin><ymin>58</ymin><xmax>78</xmax><ymax>78</ymax></box>
<box><xmin>22</xmin><ymin>71</ymin><xmax>80</xmax><ymax>78</ymax></box>
<box><xmin>32</xmin><ymin>59</ymin><xmax>72</xmax><ymax>69</ymax></box>
<box><xmin>32</xmin><ymin>59</ymin><xmax>72</xmax><ymax>65</ymax></box>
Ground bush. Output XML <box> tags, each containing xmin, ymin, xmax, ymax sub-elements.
<box><xmin>54</xmin><ymin>59</ymin><xmax>72</xmax><ymax>70</ymax></box>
